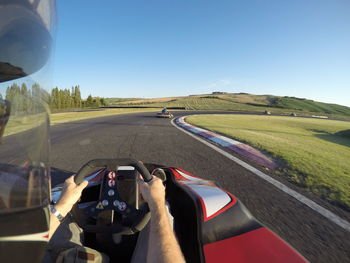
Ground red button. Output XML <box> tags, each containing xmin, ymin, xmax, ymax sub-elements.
<box><xmin>108</xmin><ymin>171</ymin><xmax>116</xmax><ymax>179</ymax></box>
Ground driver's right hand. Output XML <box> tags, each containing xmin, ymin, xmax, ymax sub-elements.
<box><xmin>137</xmin><ymin>175</ymin><xmax>165</xmax><ymax>211</ymax></box>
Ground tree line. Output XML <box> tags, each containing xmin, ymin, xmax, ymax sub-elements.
<box><xmin>3</xmin><ymin>83</ymin><xmax>107</xmax><ymax>113</ymax></box>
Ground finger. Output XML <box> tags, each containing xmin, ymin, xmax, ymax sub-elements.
<box><xmin>65</xmin><ymin>175</ymin><xmax>74</xmax><ymax>184</ymax></box>
<box><xmin>77</xmin><ymin>180</ymin><xmax>88</xmax><ymax>190</ymax></box>
<box><xmin>137</xmin><ymin>176</ymin><xmax>146</xmax><ymax>186</ymax></box>
<box><xmin>147</xmin><ymin>176</ymin><xmax>158</xmax><ymax>185</ymax></box>
<box><xmin>151</xmin><ymin>176</ymin><xmax>160</xmax><ymax>182</ymax></box>
<box><xmin>140</xmin><ymin>175</ymin><xmax>155</xmax><ymax>186</ymax></box>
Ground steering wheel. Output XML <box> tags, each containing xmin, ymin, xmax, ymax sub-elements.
<box><xmin>73</xmin><ymin>158</ymin><xmax>152</xmax><ymax>235</ymax></box>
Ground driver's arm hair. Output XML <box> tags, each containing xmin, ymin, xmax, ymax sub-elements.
<box><xmin>148</xmin><ymin>203</ymin><xmax>185</xmax><ymax>263</ymax></box>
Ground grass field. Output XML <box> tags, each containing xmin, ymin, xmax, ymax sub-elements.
<box><xmin>50</xmin><ymin>108</ymin><xmax>158</xmax><ymax>125</ymax></box>
<box><xmin>4</xmin><ymin>108</ymin><xmax>158</xmax><ymax>136</ymax></box>
<box><xmin>107</xmin><ymin>93</ymin><xmax>350</xmax><ymax>120</ymax></box>
<box><xmin>187</xmin><ymin>114</ymin><xmax>350</xmax><ymax>209</ymax></box>
<box><xmin>4</xmin><ymin>113</ymin><xmax>46</xmax><ymax>136</ymax></box>
<box><xmin>273</xmin><ymin>97</ymin><xmax>350</xmax><ymax>116</ymax></box>
<box><xmin>104</xmin><ymin>98</ymin><xmax>141</xmax><ymax>104</ymax></box>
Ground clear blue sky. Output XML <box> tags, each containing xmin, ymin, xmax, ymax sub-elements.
<box><xmin>53</xmin><ymin>0</ymin><xmax>350</xmax><ymax>106</ymax></box>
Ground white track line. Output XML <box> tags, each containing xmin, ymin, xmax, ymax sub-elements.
<box><xmin>171</xmin><ymin>117</ymin><xmax>350</xmax><ymax>232</ymax></box>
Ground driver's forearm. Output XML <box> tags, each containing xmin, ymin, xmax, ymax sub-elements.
<box><xmin>148</xmin><ymin>202</ymin><xmax>185</xmax><ymax>263</ymax></box>
<box><xmin>49</xmin><ymin>213</ymin><xmax>60</xmax><ymax>238</ymax></box>
<box><xmin>48</xmin><ymin>202</ymin><xmax>71</xmax><ymax>239</ymax></box>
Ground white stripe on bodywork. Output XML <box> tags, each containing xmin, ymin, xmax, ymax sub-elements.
<box><xmin>176</xmin><ymin>169</ymin><xmax>209</xmax><ymax>184</ymax></box>
<box><xmin>184</xmin><ymin>183</ymin><xmax>231</xmax><ymax>218</ymax></box>
<box><xmin>176</xmin><ymin>169</ymin><xmax>231</xmax><ymax>218</ymax></box>
<box><xmin>0</xmin><ymin>231</ymin><xmax>49</xmax><ymax>242</ymax></box>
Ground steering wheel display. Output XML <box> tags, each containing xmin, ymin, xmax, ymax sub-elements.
<box><xmin>73</xmin><ymin>158</ymin><xmax>152</xmax><ymax>235</ymax></box>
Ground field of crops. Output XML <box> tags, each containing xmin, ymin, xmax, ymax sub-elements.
<box><xmin>187</xmin><ymin>114</ymin><xmax>350</xmax><ymax>209</ymax></box>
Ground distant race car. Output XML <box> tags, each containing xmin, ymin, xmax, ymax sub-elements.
<box><xmin>157</xmin><ymin>111</ymin><xmax>174</xmax><ymax>118</ymax></box>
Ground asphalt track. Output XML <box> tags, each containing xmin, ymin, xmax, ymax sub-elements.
<box><xmin>50</xmin><ymin>111</ymin><xmax>350</xmax><ymax>262</ymax></box>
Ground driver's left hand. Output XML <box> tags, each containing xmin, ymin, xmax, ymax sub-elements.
<box><xmin>55</xmin><ymin>176</ymin><xmax>88</xmax><ymax>217</ymax></box>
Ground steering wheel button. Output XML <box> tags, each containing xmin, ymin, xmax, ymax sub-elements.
<box><xmin>74</xmin><ymin>159</ymin><xmax>152</xmax><ymax>235</ymax></box>
<box><xmin>118</xmin><ymin>201</ymin><xmax>127</xmax><ymax>211</ymax></box>
<box><xmin>108</xmin><ymin>171</ymin><xmax>116</xmax><ymax>179</ymax></box>
<box><xmin>108</xmin><ymin>179</ymin><xmax>115</xmax><ymax>187</ymax></box>
<box><xmin>108</xmin><ymin>189</ymin><xmax>115</xmax><ymax>196</ymax></box>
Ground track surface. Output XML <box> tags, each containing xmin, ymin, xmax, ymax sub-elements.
<box><xmin>50</xmin><ymin>111</ymin><xmax>350</xmax><ymax>262</ymax></box>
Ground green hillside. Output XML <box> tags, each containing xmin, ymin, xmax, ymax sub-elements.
<box><xmin>106</xmin><ymin>93</ymin><xmax>350</xmax><ymax>119</ymax></box>
<box><xmin>105</xmin><ymin>98</ymin><xmax>140</xmax><ymax>104</ymax></box>
<box><xmin>272</xmin><ymin>97</ymin><xmax>350</xmax><ymax>116</ymax></box>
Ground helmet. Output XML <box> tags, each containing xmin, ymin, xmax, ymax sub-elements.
<box><xmin>0</xmin><ymin>1</ymin><xmax>56</xmax><ymax>262</ymax></box>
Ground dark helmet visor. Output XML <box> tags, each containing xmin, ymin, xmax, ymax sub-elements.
<box><xmin>0</xmin><ymin>0</ymin><xmax>56</xmax><ymax>82</ymax></box>
<box><xmin>0</xmin><ymin>0</ymin><xmax>55</xmax><ymax>213</ymax></box>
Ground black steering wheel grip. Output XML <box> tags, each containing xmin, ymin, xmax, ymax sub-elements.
<box><xmin>74</xmin><ymin>158</ymin><xmax>153</xmax><ymax>185</ymax></box>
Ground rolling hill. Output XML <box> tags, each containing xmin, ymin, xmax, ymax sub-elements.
<box><xmin>105</xmin><ymin>93</ymin><xmax>350</xmax><ymax>119</ymax></box>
